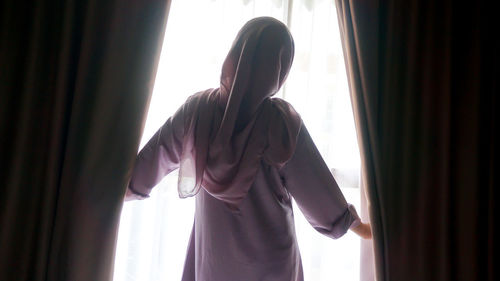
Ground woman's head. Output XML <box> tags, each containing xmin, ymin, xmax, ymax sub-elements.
<box><xmin>220</xmin><ymin>17</ymin><xmax>294</xmax><ymax>107</ymax></box>
<box><xmin>177</xmin><ymin>18</ymin><xmax>300</xmax><ymax>207</ymax></box>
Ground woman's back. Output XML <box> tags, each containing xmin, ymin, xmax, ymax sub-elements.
<box><xmin>180</xmin><ymin>119</ymin><xmax>359</xmax><ymax>281</ymax></box>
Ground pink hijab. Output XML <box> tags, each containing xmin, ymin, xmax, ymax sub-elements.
<box><xmin>178</xmin><ymin>17</ymin><xmax>301</xmax><ymax>208</ymax></box>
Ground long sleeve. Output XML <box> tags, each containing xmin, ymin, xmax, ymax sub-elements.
<box><xmin>127</xmin><ymin>104</ymin><xmax>186</xmax><ymax>198</ymax></box>
<box><xmin>280</xmin><ymin>124</ymin><xmax>361</xmax><ymax>239</ymax></box>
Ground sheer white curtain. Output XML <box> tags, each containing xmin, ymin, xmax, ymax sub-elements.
<box><xmin>114</xmin><ymin>0</ymin><xmax>362</xmax><ymax>280</ymax></box>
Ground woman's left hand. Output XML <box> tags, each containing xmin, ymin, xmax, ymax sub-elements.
<box><xmin>350</xmin><ymin>222</ymin><xmax>372</xmax><ymax>239</ymax></box>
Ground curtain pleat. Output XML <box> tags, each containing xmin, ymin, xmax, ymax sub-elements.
<box><xmin>335</xmin><ymin>0</ymin><xmax>498</xmax><ymax>280</ymax></box>
<box><xmin>335</xmin><ymin>1</ymin><xmax>384</xmax><ymax>280</ymax></box>
<box><xmin>0</xmin><ymin>1</ymin><xmax>171</xmax><ymax>280</ymax></box>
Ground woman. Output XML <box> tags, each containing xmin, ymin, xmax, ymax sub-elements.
<box><xmin>125</xmin><ymin>17</ymin><xmax>371</xmax><ymax>281</ymax></box>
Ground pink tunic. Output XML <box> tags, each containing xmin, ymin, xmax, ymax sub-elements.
<box><xmin>128</xmin><ymin>107</ymin><xmax>361</xmax><ymax>281</ymax></box>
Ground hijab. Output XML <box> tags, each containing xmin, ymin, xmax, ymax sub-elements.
<box><xmin>177</xmin><ymin>17</ymin><xmax>301</xmax><ymax>209</ymax></box>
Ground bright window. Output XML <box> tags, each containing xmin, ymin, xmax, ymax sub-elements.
<box><xmin>114</xmin><ymin>0</ymin><xmax>361</xmax><ymax>280</ymax></box>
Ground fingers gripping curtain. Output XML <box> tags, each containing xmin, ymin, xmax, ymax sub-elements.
<box><xmin>0</xmin><ymin>0</ymin><xmax>171</xmax><ymax>280</ymax></box>
<box><xmin>336</xmin><ymin>1</ymin><xmax>497</xmax><ymax>280</ymax></box>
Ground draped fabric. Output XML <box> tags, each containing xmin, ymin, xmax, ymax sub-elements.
<box><xmin>0</xmin><ymin>0</ymin><xmax>170</xmax><ymax>280</ymax></box>
<box><xmin>176</xmin><ymin>18</ymin><xmax>301</xmax><ymax>208</ymax></box>
<box><xmin>336</xmin><ymin>0</ymin><xmax>498</xmax><ymax>280</ymax></box>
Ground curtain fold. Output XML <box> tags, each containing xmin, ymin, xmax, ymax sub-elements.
<box><xmin>335</xmin><ymin>1</ymin><xmax>383</xmax><ymax>280</ymax></box>
<box><xmin>0</xmin><ymin>0</ymin><xmax>171</xmax><ymax>280</ymax></box>
<box><xmin>336</xmin><ymin>0</ymin><xmax>497</xmax><ymax>280</ymax></box>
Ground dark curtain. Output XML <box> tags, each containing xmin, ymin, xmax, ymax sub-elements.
<box><xmin>0</xmin><ymin>0</ymin><xmax>171</xmax><ymax>280</ymax></box>
<box><xmin>336</xmin><ymin>1</ymin><xmax>497</xmax><ymax>280</ymax></box>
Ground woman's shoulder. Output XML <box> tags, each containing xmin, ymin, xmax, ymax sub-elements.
<box><xmin>186</xmin><ymin>88</ymin><xmax>217</xmax><ymax>103</ymax></box>
<box><xmin>269</xmin><ymin>97</ymin><xmax>302</xmax><ymax>124</ymax></box>
<box><xmin>269</xmin><ymin>96</ymin><xmax>292</xmax><ymax>107</ymax></box>
<box><xmin>180</xmin><ymin>88</ymin><xmax>220</xmax><ymax>112</ymax></box>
